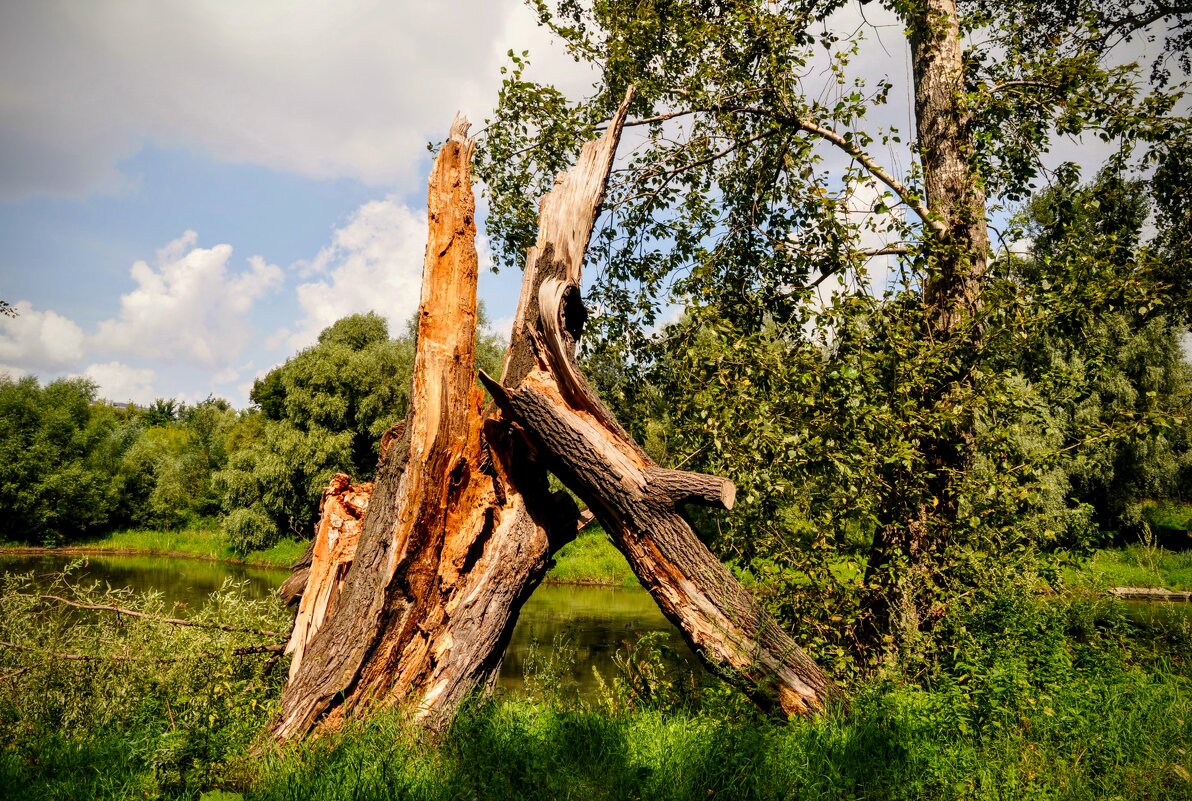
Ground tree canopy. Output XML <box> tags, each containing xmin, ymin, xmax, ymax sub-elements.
<box><xmin>475</xmin><ymin>0</ymin><xmax>1192</xmax><ymax>664</ymax></box>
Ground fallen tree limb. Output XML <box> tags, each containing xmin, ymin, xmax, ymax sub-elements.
<box><xmin>28</xmin><ymin>594</ymin><xmax>281</xmax><ymax>637</ymax></box>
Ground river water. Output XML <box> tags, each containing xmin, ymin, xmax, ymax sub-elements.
<box><xmin>0</xmin><ymin>553</ymin><xmax>698</xmax><ymax>696</ymax></box>
<box><xmin>8</xmin><ymin>553</ymin><xmax>1183</xmax><ymax>699</ymax></box>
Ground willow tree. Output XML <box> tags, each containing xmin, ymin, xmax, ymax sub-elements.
<box><xmin>272</xmin><ymin>105</ymin><xmax>836</xmax><ymax>741</ymax></box>
<box><xmin>476</xmin><ymin>0</ymin><xmax>1190</xmax><ymax>654</ymax></box>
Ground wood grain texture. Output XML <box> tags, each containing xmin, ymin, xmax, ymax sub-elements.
<box><xmin>284</xmin><ymin>474</ymin><xmax>370</xmax><ymax>680</ymax></box>
<box><xmin>482</xmin><ymin>367</ymin><xmax>836</xmax><ymax>715</ymax></box>
<box><xmin>273</xmin><ymin>116</ymin><xmax>490</xmax><ymax>739</ymax></box>
<box><xmin>274</xmin><ymin>91</ymin><xmax>836</xmax><ymax>741</ymax></box>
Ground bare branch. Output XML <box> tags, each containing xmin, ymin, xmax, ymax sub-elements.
<box><xmin>33</xmin><ymin>594</ymin><xmax>280</xmax><ymax>637</ymax></box>
<box><xmin>608</xmin><ymin>101</ymin><xmax>942</xmax><ymax>234</ymax></box>
<box><xmin>862</xmin><ymin>245</ymin><xmax>911</xmax><ymax>257</ymax></box>
<box><xmin>782</xmin><ymin>116</ymin><xmax>944</xmax><ymax>233</ymax></box>
<box><xmin>615</xmin><ymin>108</ymin><xmax>702</xmax><ymax>127</ymax></box>
<box><xmin>988</xmin><ymin>79</ymin><xmax>1060</xmax><ymax>94</ymax></box>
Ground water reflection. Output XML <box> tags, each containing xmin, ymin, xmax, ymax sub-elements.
<box><xmin>1123</xmin><ymin>599</ymin><xmax>1192</xmax><ymax>627</ymax></box>
<box><xmin>0</xmin><ymin>553</ymin><xmax>698</xmax><ymax>697</ymax></box>
<box><xmin>0</xmin><ymin>553</ymin><xmax>289</xmax><ymax>611</ymax></box>
<box><xmin>499</xmin><ymin>583</ymin><xmax>699</xmax><ymax>695</ymax></box>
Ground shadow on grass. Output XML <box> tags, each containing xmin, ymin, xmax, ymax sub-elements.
<box><xmin>247</xmin><ymin>699</ymin><xmax>918</xmax><ymax>801</ymax></box>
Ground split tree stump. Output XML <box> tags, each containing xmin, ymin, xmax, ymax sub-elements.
<box><xmin>273</xmin><ymin>93</ymin><xmax>836</xmax><ymax>741</ymax></box>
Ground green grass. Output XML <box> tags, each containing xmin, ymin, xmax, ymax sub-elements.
<box><xmin>1</xmin><ymin>521</ymin><xmax>306</xmax><ymax>569</ymax></box>
<box><xmin>546</xmin><ymin>526</ymin><xmax>637</xmax><ymax>587</ymax></box>
<box><xmin>246</xmin><ymin>538</ymin><xmax>308</xmax><ymax>568</ymax></box>
<box><xmin>4</xmin><ymin>564</ymin><xmax>1192</xmax><ymax>800</ymax></box>
<box><xmin>242</xmin><ymin>673</ymin><xmax>1192</xmax><ymax>801</ymax></box>
<box><xmin>1143</xmin><ymin>499</ymin><xmax>1192</xmax><ymax>534</ymax></box>
<box><xmin>1067</xmin><ymin>545</ymin><xmax>1192</xmax><ymax>591</ymax></box>
<box><xmin>10</xmin><ymin>672</ymin><xmax>1189</xmax><ymax>801</ymax></box>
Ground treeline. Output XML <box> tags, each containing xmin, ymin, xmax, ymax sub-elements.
<box><xmin>1</xmin><ymin>179</ymin><xmax>1188</xmax><ymax>590</ymax></box>
<box><xmin>0</xmin><ymin>312</ymin><xmax>504</xmax><ymax>553</ymax></box>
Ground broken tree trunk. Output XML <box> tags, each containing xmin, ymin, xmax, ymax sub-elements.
<box><xmin>273</xmin><ymin>115</ymin><xmax>577</xmax><ymax>740</ymax></box>
<box><xmin>273</xmin><ymin>95</ymin><xmax>836</xmax><ymax>741</ymax></box>
<box><xmin>284</xmin><ymin>474</ymin><xmax>370</xmax><ymax>679</ymax></box>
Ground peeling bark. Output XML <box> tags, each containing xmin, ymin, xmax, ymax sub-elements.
<box><xmin>285</xmin><ymin>474</ymin><xmax>370</xmax><ymax>680</ymax></box>
<box><xmin>274</xmin><ymin>93</ymin><xmax>836</xmax><ymax>741</ymax></box>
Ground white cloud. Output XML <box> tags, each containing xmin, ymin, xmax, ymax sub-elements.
<box><xmin>0</xmin><ymin>1</ymin><xmax>590</xmax><ymax>199</ymax></box>
<box><xmin>80</xmin><ymin>361</ymin><xmax>157</xmax><ymax>405</ymax></box>
<box><xmin>0</xmin><ymin>300</ymin><xmax>86</xmax><ymax>369</ymax></box>
<box><xmin>485</xmin><ymin>315</ymin><xmax>516</xmax><ymax>340</ymax></box>
<box><xmin>289</xmin><ymin>198</ymin><xmax>427</xmax><ymax>348</ymax></box>
<box><xmin>94</xmin><ymin>230</ymin><xmax>283</xmax><ymax>367</ymax></box>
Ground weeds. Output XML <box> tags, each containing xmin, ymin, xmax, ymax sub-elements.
<box><xmin>2</xmin><ymin>567</ymin><xmax>1191</xmax><ymax>800</ymax></box>
<box><xmin>0</xmin><ymin>563</ymin><xmax>290</xmax><ymax>799</ymax></box>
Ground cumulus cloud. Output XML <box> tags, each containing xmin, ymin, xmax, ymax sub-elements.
<box><xmin>0</xmin><ymin>300</ymin><xmax>86</xmax><ymax>369</ymax></box>
<box><xmin>0</xmin><ymin>1</ymin><xmax>588</xmax><ymax>199</ymax></box>
<box><xmin>93</xmin><ymin>230</ymin><xmax>283</xmax><ymax>367</ymax></box>
<box><xmin>80</xmin><ymin>361</ymin><xmax>157</xmax><ymax>405</ymax></box>
<box><xmin>288</xmin><ymin>198</ymin><xmax>427</xmax><ymax>349</ymax></box>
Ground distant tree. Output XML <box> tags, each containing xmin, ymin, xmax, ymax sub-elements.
<box><xmin>142</xmin><ymin>398</ymin><xmax>179</xmax><ymax>426</ymax></box>
<box><xmin>0</xmin><ymin>376</ymin><xmax>116</xmax><ymax>543</ymax></box>
<box><xmin>1007</xmin><ymin>172</ymin><xmax>1192</xmax><ymax>537</ymax></box>
<box><xmin>215</xmin><ymin>312</ymin><xmax>504</xmax><ymax>553</ymax></box>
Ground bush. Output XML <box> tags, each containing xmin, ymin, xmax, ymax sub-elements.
<box><xmin>0</xmin><ymin>565</ymin><xmax>290</xmax><ymax>799</ymax></box>
<box><xmin>222</xmin><ymin>507</ymin><xmax>279</xmax><ymax>557</ymax></box>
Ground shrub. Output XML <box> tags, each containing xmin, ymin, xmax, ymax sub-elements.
<box><xmin>222</xmin><ymin>507</ymin><xmax>279</xmax><ymax>556</ymax></box>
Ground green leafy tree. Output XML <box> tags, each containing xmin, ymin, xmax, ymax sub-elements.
<box><xmin>142</xmin><ymin>397</ymin><xmax>180</xmax><ymax>426</ymax></box>
<box><xmin>477</xmin><ymin>0</ymin><xmax>1190</xmax><ymax>658</ymax></box>
<box><xmin>0</xmin><ymin>377</ymin><xmax>117</xmax><ymax>543</ymax></box>
<box><xmin>1006</xmin><ymin>172</ymin><xmax>1192</xmax><ymax>537</ymax></box>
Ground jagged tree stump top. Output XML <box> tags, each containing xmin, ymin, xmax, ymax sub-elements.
<box><xmin>273</xmin><ymin>94</ymin><xmax>836</xmax><ymax>741</ymax></box>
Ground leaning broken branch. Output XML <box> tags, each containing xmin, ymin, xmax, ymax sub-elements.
<box><xmin>273</xmin><ymin>88</ymin><xmax>837</xmax><ymax>740</ymax></box>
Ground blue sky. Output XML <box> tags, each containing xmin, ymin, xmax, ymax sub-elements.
<box><xmin>1</xmin><ymin>2</ymin><xmax>1176</xmax><ymax>408</ymax></box>
<box><xmin>0</xmin><ymin>0</ymin><xmax>579</xmax><ymax>407</ymax></box>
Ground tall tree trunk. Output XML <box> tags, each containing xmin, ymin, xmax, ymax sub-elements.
<box><xmin>273</xmin><ymin>94</ymin><xmax>837</xmax><ymax>741</ymax></box>
<box><xmin>911</xmin><ymin>0</ymin><xmax>991</xmax><ymax>333</ymax></box>
<box><xmin>862</xmin><ymin>0</ymin><xmax>990</xmax><ymax>648</ymax></box>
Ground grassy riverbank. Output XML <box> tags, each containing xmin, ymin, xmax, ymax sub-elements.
<box><xmin>545</xmin><ymin>526</ymin><xmax>636</xmax><ymax>587</ymax></box>
<box><xmin>7</xmin><ymin>520</ymin><xmax>1191</xmax><ymax>594</ymax></box>
<box><xmin>0</xmin><ymin>523</ymin><xmax>634</xmax><ymax>584</ymax></box>
<box><xmin>1065</xmin><ymin>545</ymin><xmax>1192</xmax><ymax>592</ymax></box>
<box><xmin>553</xmin><ymin>527</ymin><xmax>1192</xmax><ymax>593</ymax></box>
<box><xmin>0</xmin><ymin>521</ymin><xmax>307</xmax><ymax>570</ymax></box>
<box><xmin>2</xmin><ymin>568</ymin><xmax>1189</xmax><ymax>801</ymax></box>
